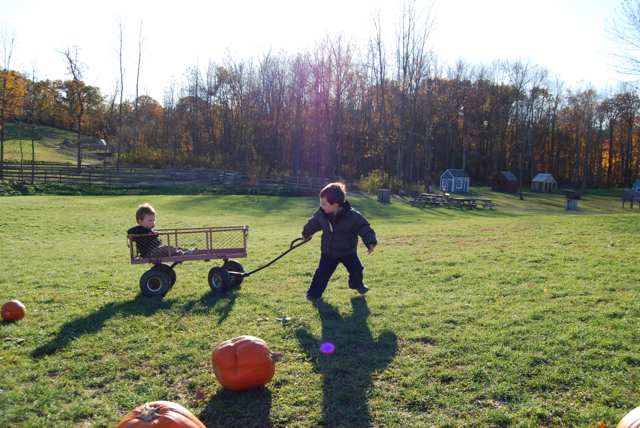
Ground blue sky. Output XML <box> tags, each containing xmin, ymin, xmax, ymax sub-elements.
<box><xmin>1</xmin><ymin>0</ymin><xmax>626</xmax><ymax>101</ymax></box>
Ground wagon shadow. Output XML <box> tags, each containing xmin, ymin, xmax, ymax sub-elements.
<box><xmin>198</xmin><ymin>387</ymin><xmax>273</xmax><ymax>427</ymax></box>
<box><xmin>296</xmin><ymin>297</ymin><xmax>398</xmax><ymax>427</ymax></box>
<box><xmin>31</xmin><ymin>291</ymin><xmax>238</xmax><ymax>358</ymax></box>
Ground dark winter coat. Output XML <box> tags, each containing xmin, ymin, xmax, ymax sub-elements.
<box><xmin>301</xmin><ymin>200</ymin><xmax>377</xmax><ymax>259</ymax></box>
<box><xmin>127</xmin><ymin>225</ymin><xmax>160</xmax><ymax>257</ymax></box>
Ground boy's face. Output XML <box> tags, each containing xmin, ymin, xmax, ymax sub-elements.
<box><xmin>138</xmin><ymin>213</ymin><xmax>156</xmax><ymax>229</ymax></box>
<box><xmin>320</xmin><ymin>197</ymin><xmax>339</xmax><ymax>215</ymax></box>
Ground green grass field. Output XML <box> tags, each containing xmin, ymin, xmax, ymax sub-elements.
<box><xmin>1</xmin><ymin>191</ymin><xmax>639</xmax><ymax>427</ymax></box>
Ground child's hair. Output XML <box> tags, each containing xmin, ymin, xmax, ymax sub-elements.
<box><xmin>320</xmin><ymin>182</ymin><xmax>347</xmax><ymax>205</ymax></box>
<box><xmin>136</xmin><ymin>203</ymin><xmax>156</xmax><ymax>221</ymax></box>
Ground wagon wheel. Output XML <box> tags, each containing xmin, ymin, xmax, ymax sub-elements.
<box><xmin>153</xmin><ymin>263</ymin><xmax>177</xmax><ymax>288</ymax></box>
<box><xmin>140</xmin><ymin>269</ymin><xmax>171</xmax><ymax>297</ymax></box>
<box><xmin>224</xmin><ymin>260</ymin><xmax>245</xmax><ymax>288</ymax></box>
<box><xmin>208</xmin><ymin>266</ymin><xmax>232</xmax><ymax>293</ymax></box>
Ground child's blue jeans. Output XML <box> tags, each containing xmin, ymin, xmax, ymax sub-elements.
<box><xmin>307</xmin><ymin>252</ymin><xmax>364</xmax><ymax>299</ymax></box>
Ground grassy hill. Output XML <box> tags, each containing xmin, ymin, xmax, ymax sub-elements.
<box><xmin>2</xmin><ymin>122</ymin><xmax>84</xmax><ymax>164</ymax></box>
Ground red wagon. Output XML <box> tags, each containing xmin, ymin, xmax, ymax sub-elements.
<box><xmin>128</xmin><ymin>226</ymin><xmax>249</xmax><ymax>297</ymax></box>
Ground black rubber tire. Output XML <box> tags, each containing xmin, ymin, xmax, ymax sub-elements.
<box><xmin>140</xmin><ymin>269</ymin><xmax>171</xmax><ymax>297</ymax></box>
<box><xmin>224</xmin><ymin>260</ymin><xmax>245</xmax><ymax>288</ymax></box>
<box><xmin>208</xmin><ymin>266</ymin><xmax>232</xmax><ymax>293</ymax></box>
<box><xmin>153</xmin><ymin>263</ymin><xmax>177</xmax><ymax>287</ymax></box>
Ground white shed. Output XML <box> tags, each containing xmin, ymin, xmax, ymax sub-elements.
<box><xmin>531</xmin><ymin>173</ymin><xmax>557</xmax><ymax>193</ymax></box>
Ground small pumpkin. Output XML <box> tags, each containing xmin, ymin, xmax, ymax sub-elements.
<box><xmin>212</xmin><ymin>335</ymin><xmax>283</xmax><ymax>391</ymax></box>
<box><xmin>2</xmin><ymin>300</ymin><xmax>26</xmax><ymax>322</ymax></box>
<box><xmin>116</xmin><ymin>401</ymin><xmax>205</xmax><ymax>428</ymax></box>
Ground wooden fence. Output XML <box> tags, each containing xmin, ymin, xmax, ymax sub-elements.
<box><xmin>0</xmin><ymin>164</ymin><xmax>328</xmax><ymax>190</ymax></box>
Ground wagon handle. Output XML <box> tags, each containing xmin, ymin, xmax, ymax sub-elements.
<box><xmin>230</xmin><ymin>237</ymin><xmax>311</xmax><ymax>277</ymax></box>
<box><xmin>290</xmin><ymin>237</ymin><xmax>308</xmax><ymax>249</ymax></box>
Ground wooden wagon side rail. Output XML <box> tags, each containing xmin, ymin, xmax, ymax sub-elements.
<box><xmin>128</xmin><ymin>226</ymin><xmax>249</xmax><ymax>265</ymax></box>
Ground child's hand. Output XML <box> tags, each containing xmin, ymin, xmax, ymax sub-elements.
<box><xmin>301</xmin><ymin>236</ymin><xmax>309</xmax><ymax>241</ymax></box>
<box><xmin>367</xmin><ymin>244</ymin><xmax>375</xmax><ymax>254</ymax></box>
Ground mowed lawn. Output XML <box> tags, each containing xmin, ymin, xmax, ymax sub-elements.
<box><xmin>0</xmin><ymin>192</ymin><xmax>639</xmax><ymax>427</ymax></box>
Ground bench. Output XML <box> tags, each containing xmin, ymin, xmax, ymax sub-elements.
<box><xmin>410</xmin><ymin>199</ymin><xmax>441</xmax><ymax>207</ymax></box>
<box><xmin>446</xmin><ymin>200</ymin><xmax>461</xmax><ymax>209</ymax></box>
<box><xmin>479</xmin><ymin>200</ymin><xmax>494</xmax><ymax>209</ymax></box>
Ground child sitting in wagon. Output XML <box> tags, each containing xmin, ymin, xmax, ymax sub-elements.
<box><xmin>127</xmin><ymin>203</ymin><xmax>197</xmax><ymax>258</ymax></box>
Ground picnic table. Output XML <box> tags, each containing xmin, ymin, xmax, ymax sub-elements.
<box><xmin>448</xmin><ymin>197</ymin><xmax>478</xmax><ymax>209</ymax></box>
<box><xmin>410</xmin><ymin>193</ymin><xmax>442</xmax><ymax>207</ymax></box>
<box><xmin>447</xmin><ymin>197</ymin><xmax>494</xmax><ymax>209</ymax></box>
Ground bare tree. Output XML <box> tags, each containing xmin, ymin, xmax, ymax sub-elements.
<box><xmin>605</xmin><ymin>0</ymin><xmax>640</xmax><ymax>81</ymax></box>
<box><xmin>163</xmin><ymin>76</ymin><xmax>178</xmax><ymax>166</ymax></box>
<box><xmin>27</xmin><ymin>62</ymin><xmax>39</xmax><ymax>183</ymax></box>
<box><xmin>394</xmin><ymin>0</ymin><xmax>437</xmax><ymax>180</ymax></box>
<box><xmin>115</xmin><ymin>16</ymin><xmax>126</xmax><ymax>172</ymax></box>
<box><xmin>0</xmin><ymin>24</ymin><xmax>16</xmax><ymax>179</ymax></box>
<box><xmin>505</xmin><ymin>58</ymin><xmax>533</xmax><ymax>199</ymax></box>
<box><xmin>368</xmin><ymin>8</ymin><xmax>389</xmax><ymax>171</ymax></box>
<box><xmin>131</xmin><ymin>20</ymin><xmax>145</xmax><ymax>169</ymax></box>
<box><xmin>60</xmin><ymin>45</ymin><xmax>88</xmax><ymax>170</ymax></box>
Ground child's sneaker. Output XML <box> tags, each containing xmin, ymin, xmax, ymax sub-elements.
<box><xmin>356</xmin><ymin>285</ymin><xmax>369</xmax><ymax>295</ymax></box>
<box><xmin>184</xmin><ymin>247</ymin><xmax>198</xmax><ymax>256</ymax></box>
<box><xmin>306</xmin><ymin>294</ymin><xmax>321</xmax><ymax>301</ymax></box>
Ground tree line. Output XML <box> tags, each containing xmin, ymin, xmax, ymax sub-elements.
<box><xmin>1</xmin><ymin>5</ymin><xmax>639</xmax><ymax>190</ymax></box>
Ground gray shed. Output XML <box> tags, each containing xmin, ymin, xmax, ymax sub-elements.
<box><xmin>531</xmin><ymin>173</ymin><xmax>557</xmax><ymax>193</ymax></box>
<box><xmin>440</xmin><ymin>169</ymin><xmax>470</xmax><ymax>193</ymax></box>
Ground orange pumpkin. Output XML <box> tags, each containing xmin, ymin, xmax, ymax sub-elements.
<box><xmin>2</xmin><ymin>300</ymin><xmax>26</xmax><ymax>322</ymax></box>
<box><xmin>212</xmin><ymin>335</ymin><xmax>283</xmax><ymax>391</ymax></box>
<box><xmin>116</xmin><ymin>401</ymin><xmax>205</xmax><ymax>428</ymax></box>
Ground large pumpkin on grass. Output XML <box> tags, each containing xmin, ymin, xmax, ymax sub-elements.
<box><xmin>116</xmin><ymin>401</ymin><xmax>205</xmax><ymax>428</ymax></box>
<box><xmin>2</xmin><ymin>300</ymin><xmax>26</xmax><ymax>322</ymax></box>
<box><xmin>212</xmin><ymin>335</ymin><xmax>283</xmax><ymax>391</ymax></box>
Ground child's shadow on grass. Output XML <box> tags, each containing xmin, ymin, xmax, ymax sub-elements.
<box><xmin>31</xmin><ymin>291</ymin><xmax>238</xmax><ymax>358</ymax></box>
<box><xmin>296</xmin><ymin>297</ymin><xmax>398</xmax><ymax>427</ymax></box>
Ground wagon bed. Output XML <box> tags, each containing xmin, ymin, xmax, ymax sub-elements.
<box><xmin>128</xmin><ymin>226</ymin><xmax>249</xmax><ymax>264</ymax></box>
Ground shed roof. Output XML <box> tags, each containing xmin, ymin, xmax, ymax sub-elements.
<box><xmin>444</xmin><ymin>169</ymin><xmax>469</xmax><ymax>178</ymax></box>
<box><xmin>532</xmin><ymin>173</ymin><xmax>556</xmax><ymax>183</ymax></box>
<box><xmin>496</xmin><ymin>171</ymin><xmax>518</xmax><ymax>181</ymax></box>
